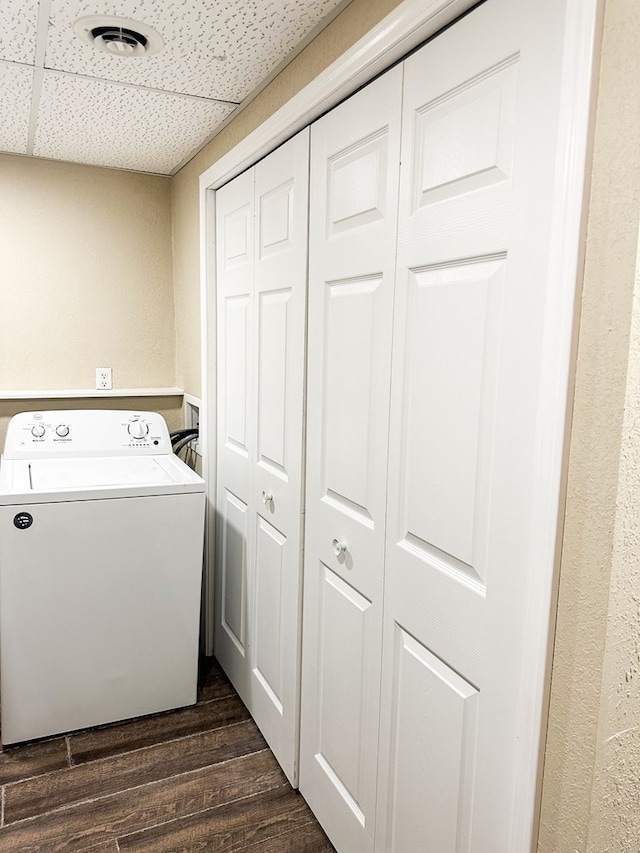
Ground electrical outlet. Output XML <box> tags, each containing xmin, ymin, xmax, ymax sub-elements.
<box><xmin>96</xmin><ymin>367</ymin><xmax>112</xmax><ymax>390</ymax></box>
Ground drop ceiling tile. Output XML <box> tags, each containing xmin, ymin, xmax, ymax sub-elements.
<box><xmin>46</xmin><ymin>0</ymin><xmax>345</xmax><ymax>102</ymax></box>
<box><xmin>0</xmin><ymin>0</ymin><xmax>39</xmax><ymax>64</ymax></box>
<box><xmin>0</xmin><ymin>62</ymin><xmax>33</xmax><ymax>155</ymax></box>
<box><xmin>33</xmin><ymin>71</ymin><xmax>236</xmax><ymax>174</ymax></box>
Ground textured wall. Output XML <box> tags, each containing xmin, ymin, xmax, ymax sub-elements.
<box><xmin>585</xmin><ymin>236</ymin><xmax>640</xmax><ymax>852</ymax></box>
<box><xmin>537</xmin><ymin>1</ymin><xmax>640</xmax><ymax>850</ymax></box>
<box><xmin>171</xmin><ymin>0</ymin><xmax>404</xmax><ymax>396</ymax></box>
<box><xmin>0</xmin><ymin>154</ymin><xmax>175</xmax><ymax>392</ymax></box>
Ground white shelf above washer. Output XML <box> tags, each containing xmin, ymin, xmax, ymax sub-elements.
<box><xmin>0</xmin><ymin>388</ymin><xmax>184</xmax><ymax>400</ymax></box>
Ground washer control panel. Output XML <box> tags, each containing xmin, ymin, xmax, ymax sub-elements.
<box><xmin>3</xmin><ymin>410</ymin><xmax>173</xmax><ymax>460</ymax></box>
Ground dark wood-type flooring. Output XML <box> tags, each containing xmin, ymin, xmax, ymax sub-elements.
<box><xmin>0</xmin><ymin>657</ymin><xmax>335</xmax><ymax>853</ymax></box>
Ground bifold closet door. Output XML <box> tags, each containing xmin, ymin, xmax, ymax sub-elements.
<box><xmin>215</xmin><ymin>167</ymin><xmax>254</xmax><ymax>700</ymax></box>
<box><xmin>299</xmin><ymin>67</ymin><xmax>402</xmax><ymax>853</ymax></box>
<box><xmin>375</xmin><ymin>0</ymin><xmax>571</xmax><ymax>850</ymax></box>
<box><xmin>215</xmin><ymin>130</ymin><xmax>309</xmax><ymax>785</ymax></box>
<box><xmin>249</xmin><ymin>131</ymin><xmax>309</xmax><ymax>784</ymax></box>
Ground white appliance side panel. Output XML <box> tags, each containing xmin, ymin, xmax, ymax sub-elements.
<box><xmin>0</xmin><ymin>492</ymin><xmax>205</xmax><ymax>745</ymax></box>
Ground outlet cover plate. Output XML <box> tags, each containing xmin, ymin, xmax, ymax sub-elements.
<box><xmin>96</xmin><ymin>367</ymin><xmax>112</xmax><ymax>390</ymax></box>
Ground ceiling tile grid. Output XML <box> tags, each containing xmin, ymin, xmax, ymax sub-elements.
<box><xmin>34</xmin><ymin>72</ymin><xmax>236</xmax><ymax>174</ymax></box>
<box><xmin>0</xmin><ymin>0</ymin><xmax>349</xmax><ymax>174</ymax></box>
<box><xmin>0</xmin><ymin>0</ymin><xmax>38</xmax><ymax>65</ymax></box>
<box><xmin>0</xmin><ymin>62</ymin><xmax>34</xmax><ymax>155</ymax></box>
<box><xmin>45</xmin><ymin>0</ymin><xmax>346</xmax><ymax>102</ymax></box>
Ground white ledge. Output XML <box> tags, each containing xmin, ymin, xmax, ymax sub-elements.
<box><xmin>0</xmin><ymin>388</ymin><xmax>184</xmax><ymax>400</ymax></box>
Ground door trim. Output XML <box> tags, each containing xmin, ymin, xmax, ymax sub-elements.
<box><xmin>513</xmin><ymin>0</ymin><xmax>603</xmax><ymax>848</ymax></box>
<box><xmin>199</xmin><ymin>0</ymin><xmax>601</xmax><ymax>849</ymax></box>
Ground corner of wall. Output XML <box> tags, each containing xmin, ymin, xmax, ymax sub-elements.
<box><xmin>537</xmin><ymin>0</ymin><xmax>640</xmax><ymax>849</ymax></box>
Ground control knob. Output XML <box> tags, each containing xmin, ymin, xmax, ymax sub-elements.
<box><xmin>128</xmin><ymin>419</ymin><xmax>148</xmax><ymax>440</ymax></box>
<box><xmin>31</xmin><ymin>424</ymin><xmax>45</xmax><ymax>438</ymax></box>
<box><xmin>56</xmin><ymin>424</ymin><xmax>70</xmax><ymax>437</ymax></box>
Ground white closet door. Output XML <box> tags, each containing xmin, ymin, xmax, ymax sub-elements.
<box><xmin>300</xmin><ymin>67</ymin><xmax>402</xmax><ymax>853</ymax></box>
<box><xmin>376</xmin><ymin>0</ymin><xmax>569</xmax><ymax>850</ymax></box>
<box><xmin>215</xmin><ymin>169</ymin><xmax>255</xmax><ymax>696</ymax></box>
<box><xmin>215</xmin><ymin>131</ymin><xmax>309</xmax><ymax>786</ymax></box>
<box><xmin>249</xmin><ymin>129</ymin><xmax>309</xmax><ymax>784</ymax></box>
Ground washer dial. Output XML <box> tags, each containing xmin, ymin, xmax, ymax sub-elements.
<box><xmin>128</xmin><ymin>419</ymin><xmax>148</xmax><ymax>440</ymax></box>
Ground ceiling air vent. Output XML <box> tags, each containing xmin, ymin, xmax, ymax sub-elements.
<box><xmin>91</xmin><ymin>26</ymin><xmax>147</xmax><ymax>56</ymax></box>
<box><xmin>73</xmin><ymin>16</ymin><xmax>164</xmax><ymax>58</ymax></box>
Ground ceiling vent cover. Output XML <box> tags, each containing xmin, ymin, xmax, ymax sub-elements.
<box><xmin>73</xmin><ymin>16</ymin><xmax>164</xmax><ymax>58</ymax></box>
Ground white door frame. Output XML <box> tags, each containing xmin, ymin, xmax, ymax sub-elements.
<box><xmin>199</xmin><ymin>0</ymin><xmax>601</xmax><ymax>848</ymax></box>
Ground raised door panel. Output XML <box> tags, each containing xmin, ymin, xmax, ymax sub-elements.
<box><xmin>327</xmin><ymin>132</ymin><xmax>390</xmax><ymax>235</ymax></box>
<box><xmin>301</xmin><ymin>65</ymin><xmax>403</xmax><ymax>853</ymax></box>
<box><xmin>382</xmin><ymin>628</ymin><xmax>479</xmax><ymax>853</ymax></box>
<box><xmin>256</xmin><ymin>288</ymin><xmax>290</xmax><ymax>478</ymax></box>
<box><xmin>219</xmin><ymin>489</ymin><xmax>249</xmax><ymax>657</ymax></box>
<box><xmin>322</xmin><ymin>274</ymin><xmax>382</xmax><ymax>528</ymax></box>
<box><xmin>249</xmin><ymin>129</ymin><xmax>309</xmax><ymax>785</ymax></box>
<box><xmin>253</xmin><ymin>515</ymin><xmax>286</xmax><ymax>708</ymax></box>
<box><xmin>406</xmin><ymin>44</ymin><xmax>516</xmax><ymax>264</ymax></box>
<box><xmin>377</xmin><ymin>0</ymin><xmax>572</xmax><ymax>849</ymax></box>
<box><xmin>397</xmin><ymin>258</ymin><xmax>505</xmax><ymax>590</ymax></box>
<box><xmin>223</xmin><ymin>295</ymin><xmax>250</xmax><ymax>459</ymax></box>
<box><xmin>215</xmin><ymin>168</ymin><xmax>255</xmax><ymax>695</ymax></box>
<box><xmin>312</xmin><ymin>565</ymin><xmax>377</xmax><ymax>828</ymax></box>
<box><xmin>413</xmin><ymin>66</ymin><xmax>515</xmax><ymax>208</ymax></box>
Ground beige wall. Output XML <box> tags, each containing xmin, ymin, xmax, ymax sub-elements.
<box><xmin>587</xmin><ymin>230</ymin><xmax>640</xmax><ymax>852</ymax></box>
<box><xmin>171</xmin><ymin>0</ymin><xmax>404</xmax><ymax>396</ymax></box>
<box><xmin>537</xmin><ymin>0</ymin><xmax>640</xmax><ymax>850</ymax></box>
<box><xmin>0</xmin><ymin>154</ymin><xmax>175</xmax><ymax>392</ymax></box>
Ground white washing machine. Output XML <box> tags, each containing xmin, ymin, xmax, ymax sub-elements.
<box><xmin>0</xmin><ymin>409</ymin><xmax>206</xmax><ymax>745</ymax></box>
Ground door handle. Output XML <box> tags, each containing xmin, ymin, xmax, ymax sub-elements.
<box><xmin>332</xmin><ymin>538</ymin><xmax>347</xmax><ymax>557</ymax></box>
<box><xmin>262</xmin><ymin>490</ymin><xmax>274</xmax><ymax>505</ymax></box>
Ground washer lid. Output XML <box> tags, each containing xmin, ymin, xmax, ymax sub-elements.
<box><xmin>0</xmin><ymin>452</ymin><xmax>204</xmax><ymax>503</ymax></box>
<box><xmin>28</xmin><ymin>457</ymin><xmax>175</xmax><ymax>491</ymax></box>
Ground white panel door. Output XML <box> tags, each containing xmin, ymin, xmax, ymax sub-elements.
<box><xmin>376</xmin><ymin>0</ymin><xmax>571</xmax><ymax>850</ymax></box>
<box><xmin>215</xmin><ymin>131</ymin><xmax>309</xmax><ymax>786</ymax></box>
<box><xmin>215</xmin><ymin>168</ymin><xmax>254</xmax><ymax>695</ymax></box>
<box><xmin>300</xmin><ymin>66</ymin><xmax>402</xmax><ymax>853</ymax></box>
<box><xmin>249</xmin><ymin>129</ymin><xmax>309</xmax><ymax>784</ymax></box>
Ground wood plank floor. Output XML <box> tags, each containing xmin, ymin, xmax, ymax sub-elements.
<box><xmin>0</xmin><ymin>657</ymin><xmax>335</xmax><ymax>853</ymax></box>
